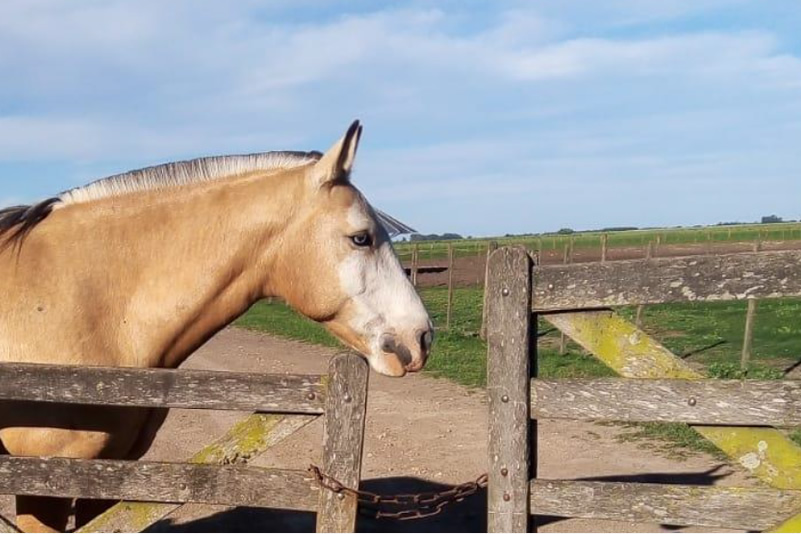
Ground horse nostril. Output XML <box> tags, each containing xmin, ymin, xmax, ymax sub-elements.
<box><xmin>380</xmin><ymin>335</ymin><xmax>397</xmax><ymax>354</ymax></box>
<box><xmin>419</xmin><ymin>329</ymin><xmax>433</xmax><ymax>357</ymax></box>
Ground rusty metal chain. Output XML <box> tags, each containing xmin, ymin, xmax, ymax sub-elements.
<box><xmin>309</xmin><ymin>465</ymin><xmax>488</xmax><ymax>521</ymax></box>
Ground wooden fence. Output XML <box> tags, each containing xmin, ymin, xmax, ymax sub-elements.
<box><xmin>486</xmin><ymin>247</ymin><xmax>801</xmax><ymax>532</ymax></box>
<box><xmin>0</xmin><ymin>352</ymin><xmax>369</xmax><ymax>533</ymax></box>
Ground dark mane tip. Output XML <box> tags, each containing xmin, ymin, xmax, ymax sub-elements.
<box><xmin>0</xmin><ymin>197</ymin><xmax>60</xmax><ymax>250</ymax></box>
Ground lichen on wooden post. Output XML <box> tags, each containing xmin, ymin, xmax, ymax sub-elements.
<box><xmin>78</xmin><ymin>414</ymin><xmax>316</xmax><ymax>533</ymax></box>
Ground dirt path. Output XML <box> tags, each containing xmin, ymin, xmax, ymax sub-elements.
<box><xmin>0</xmin><ymin>328</ymin><xmax>755</xmax><ymax>532</ymax></box>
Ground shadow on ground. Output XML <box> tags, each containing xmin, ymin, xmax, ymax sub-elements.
<box><xmin>148</xmin><ymin>467</ymin><xmax>731</xmax><ymax>533</ymax></box>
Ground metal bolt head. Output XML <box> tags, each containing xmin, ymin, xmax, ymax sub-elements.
<box><xmin>503</xmin><ymin>493</ymin><xmax>511</xmax><ymax>502</ymax></box>
<box><xmin>501</xmin><ymin>395</ymin><xmax>510</xmax><ymax>403</ymax></box>
<box><xmin>548</xmin><ymin>283</ymin><xmax>554</xmax><ymax>290</ymax></box>
<box><xmin>688</xmin><ymin>397</ymin><xmax>697</xmax><ymax>407</ymax></box>
<box><xmin>344</xmin><ymin>393</ymin><xmax>353</xmax><ymax>403</ymax></box>
<box><xmin>307</xmin><ymin>392</ymin><xmax>316</xmax><ymax>401</ymax></box>
<box><xmin>501</xmin><ymin>287</ymin><xmax>510</xmax><ymax>297</ymax></box>
<box><xmin>501</xmin><ymin>468</ymin><xmax>509</xmax><ymax>477</ymax></box>
<box><xmin>179</xmin><ymin>483</ymin><xmax>188</xmax><ymax>491</ymax></box>
<box><xmin>337</xmin><ymin>493</ymin><xmax>346</xmax><ymax>501</ymax></box>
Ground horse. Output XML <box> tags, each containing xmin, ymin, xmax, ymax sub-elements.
<box><xmin>0</xmin><ymin>120</ymin><xmax>433</xmax><ymax>532</ymax></box>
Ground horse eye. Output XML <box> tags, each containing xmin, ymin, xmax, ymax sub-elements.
<box><xmin>350</xmin><ymin>232</ymin><xmax>372</xmax><ymax>248</ymax></box>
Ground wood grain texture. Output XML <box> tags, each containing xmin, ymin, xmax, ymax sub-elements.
<box><xmin>78</xmin><ymin>414</ymin><xmax>316</xmax><ymax>533</ymax></box>
<box><xmin>486</xmin><ymin>247</ymin><xmax>532</xmax><ymax>533</ymax></box>
<box><xmin>0</xmin><ymin>456</ymin><xmax>317</xmax><ymax>510</ymax></box>
<box><xmin>531</xmin><ymin>378</ymin><xmax>801</xmax><ymax>426</ymax></box>
<box><xmin>316</xmin><ymin>352</ymin><xmax>369</xmax><ymax>533</ymax></box>
<box><xmin>0</xmin><ymin>362</ymin><xmax>326</xmax><ymax>413</ymax></box>
<box><xmin>531</xmin><ymin>479</ymin><xmax>801</xmax><ymax>531</ymax></box>
<box><xmin>533</xmin><ymin>250</ymin><xmax>801</xmax><ymax>311</ymax></box>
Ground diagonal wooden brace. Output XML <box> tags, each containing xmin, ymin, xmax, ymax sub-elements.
<box><xmin>546</xmin><ymin>310</ymin><xmax>801</xmax><ymax>531</ymax></box>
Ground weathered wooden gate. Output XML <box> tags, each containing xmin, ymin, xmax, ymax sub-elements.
<box><xmin>486</xmin><ymin>247</ymin><xmax>801</xmax><ymax>533</ymax></box>
<box><xmin>0</xmin><ymin>352</ymin><xmax>368</xmax><ymax>533</ymax></box>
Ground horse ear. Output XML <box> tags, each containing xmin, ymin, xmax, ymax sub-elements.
<box><xmin>310</xmin><ymin>120</ymin><xmax>362</xmax><ymax>188</ymax></box>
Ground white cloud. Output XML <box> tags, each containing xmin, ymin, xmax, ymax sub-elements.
<box><xmin>0</xmin><ymin>1</ymin><xmax>799</xmax><ymax>233</ymax></box>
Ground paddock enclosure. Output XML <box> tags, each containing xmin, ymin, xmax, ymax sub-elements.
<box><xmin>486</xmin><ymin>247</ymin><xmax>801</xmax><ymax>533</ymax></box>
<box><xmin>0</xmin><ymin>353</ymin><xmax>368</xmax><ymax>533</ymax></box>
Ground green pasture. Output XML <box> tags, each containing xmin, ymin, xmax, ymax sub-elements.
<box><xmin>393</xmin><ymin>222</ymin><xmax>801</xmax><ymax>261</ymax></box>
<box><xmin>235</xmin><ymin>288</ymin><xmax>801</xmax><ymax>454</ymax></box>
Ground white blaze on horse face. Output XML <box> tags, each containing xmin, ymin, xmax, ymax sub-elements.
<box><xmin>338</xmin><ymin>202</ymin><xmax>432</xmax><ymax>376</ymax></box>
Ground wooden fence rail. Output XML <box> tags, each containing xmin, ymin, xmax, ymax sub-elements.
<box><xmin>487</xmin><ymin>246</ymin><xmax>801</xmax><ymax>532</ymax></box>
<box><xmin>533</xmin><ymin>249</ymin><xmax>801</xmax><ymax>311</ymax></box>
<box><xmin>0</xmin><ymin>352</ymin><xmax>369</xmax><ymax>533</ymax></box>
<box><xmin>0</xmin><ymin>362</ymin><xmax>327</xmax><ymax>413</ymax></box>
<box><xmin>531</xmin><ymin>378</ymin><xmax>801</xmax><ymax>426</ymax></box>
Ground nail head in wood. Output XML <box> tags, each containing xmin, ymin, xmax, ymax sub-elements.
<box><xmin>501</xmin><ymin>468</ymin><xmax>509</xmax><ymax>477</ymax></box>
<box><xmin>503</xmin><ymin>493</ymin><xmax>511</xmax><ymax>502</ymax></box>
<box><xmin>688</xmin><ymin>397</ymin><xmax>697</xmax><ymax>407</ymax></box>
<box><xmin>501</xmin><ymin>395</ymin><xmax>510</xmax><ymax>403</ymax></box>
<box><xmin>502</xmin><ymin>288</ymin><xmax>510</xmax><ymax>297</ymax></box>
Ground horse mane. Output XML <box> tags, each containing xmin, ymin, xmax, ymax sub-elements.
<box><xmin>1</xmin><ymin>149</ymin><xmax>417</xmax><ymax>249</ymax></box>
<box><xmin>0</xmin><ymin>151</ymin><xmax>322</xmax><ymax>249</ymax></box>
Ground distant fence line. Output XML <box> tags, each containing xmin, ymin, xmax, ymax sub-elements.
<box><xmin>395</xmin><ymin>223</ymin><xmax>801</xmax><ymax>263</ymax></box>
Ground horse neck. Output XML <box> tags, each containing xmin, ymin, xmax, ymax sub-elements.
<box><xmin>54</xmin><ymin>171</ymin><xmax>304</xmax><ymax>368</ymax></box>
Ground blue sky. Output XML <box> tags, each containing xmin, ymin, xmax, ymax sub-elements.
<box><xmin>1</xmin><ymin>1</ymin><xmax>799</xmax><ymax>237</ymax></box>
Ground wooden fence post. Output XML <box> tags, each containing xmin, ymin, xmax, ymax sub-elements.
<box><xmin>741</xmin><ymin>298</ymin><xmax>757</xmax><ymax>372</ymax></box>
<box><xmin>560</xmin><ymin>244</ymin><xmax>570</xmax><ymax>354</ymax></box>
<box><xmin>411</xmin><ymin>243</ymin><xmax>419</xmax><ymax>287</ymax></box>
<box><xmin>487</xmin><ymin>247</ymin><xmax>532</xmax><ymax>533</ymax></box>
<box><xmin>316</xmin><ymin>353</ymin><xmax>369</xmax><ymax>533</ymax></box>
<box><xmin>480</xmin><ymin>241</ymin><xmax>499</xmax><ymax>340</ymax></box>
<box><xmin>634</xmin><ymin>243</ymin><xmax>654</xmax><ymax>328</ymax></box>
<box><xmin>601</xmin><ymin>233</ymin><xmax>608</xmax><ymax>263</ymax></box>
<box><xmin>446</xmin><ymin>243</ymin><xmax>455</xmax><ymax>330</ymax></box>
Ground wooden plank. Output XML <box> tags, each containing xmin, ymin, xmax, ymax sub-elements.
<box><xmin>316</xmin><ymin>353</ymin><xmax>369</xmax><ymax>533</ymax></box>
<box><xmin>547</xmin><ymin>310</ymin><xmax>801</xmax><ymax>493</ymax></box>
<box><xmin>532</xmin><ymin>378</ymin><xmax>801</xmax><ymax>426</ymax></box>
<box><xmin>530</xmin><ymin>479</ymin><xmax>801</xmax><ymax>531</ymax></box>
<box><xmin>0</xmin><ymin>456</ymin><xmax>317</xmax><ymax>511</ymax></box>
<box><xmin>79</xmin><ymin>413</ymin><xmax>315</xmax><ymax>533</ymax></box>
<box><xmin>533</xmin><ymin>250</ymin><xmax>801</xmax><ymax>311</ymax></box>
<box><xmin>0</xmin><ymin>362</ymin><xmax>325</xmax><ymax>414</ymax></box>
<box><xmin>487</xmin><ymin>247</ymin><xmax>532</xmax><ymax>533</ymax></box>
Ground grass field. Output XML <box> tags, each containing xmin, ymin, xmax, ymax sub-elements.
<box><xmin>394</xmin><ymin>221</ymin><xmax>801</xmax><ymax>260</ymax></box>
<box><xmin>235</xmin><ymin>288</ymin><xmax>801</xmax><ymax>454</ymax></box>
